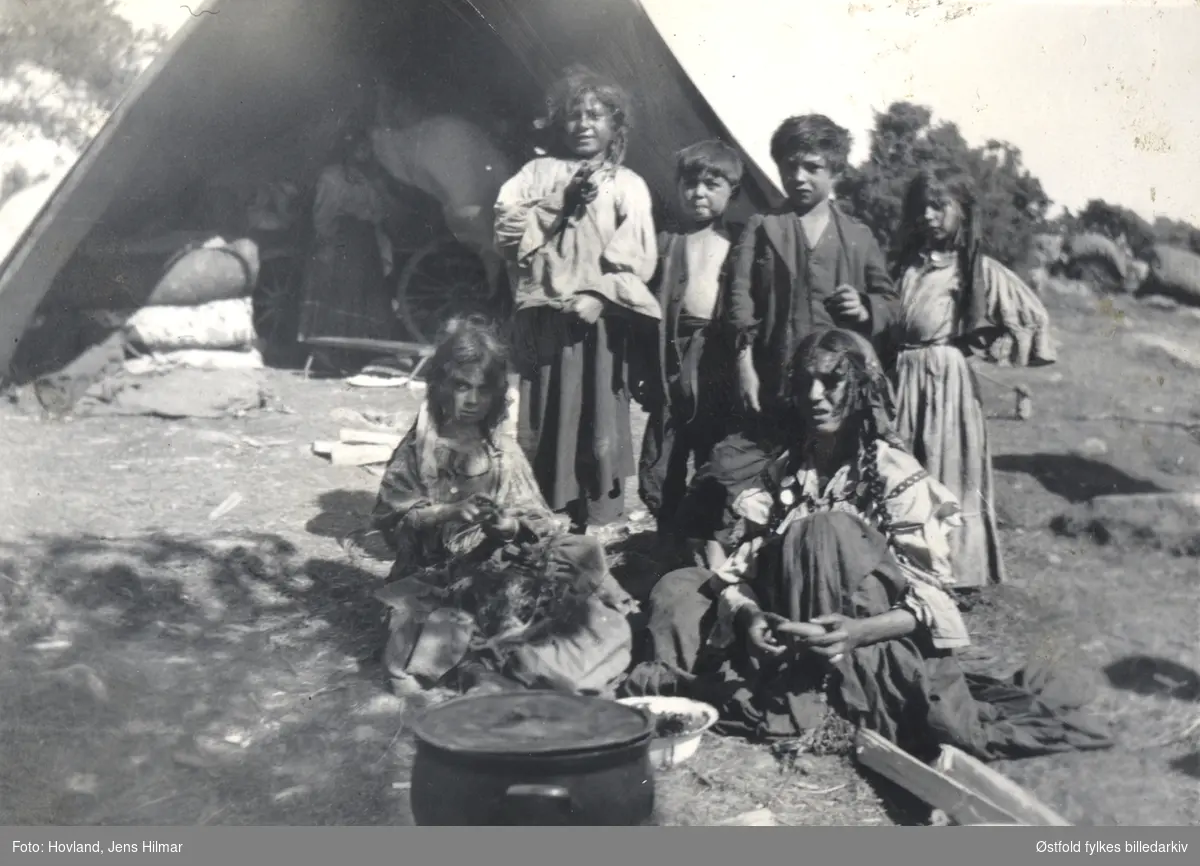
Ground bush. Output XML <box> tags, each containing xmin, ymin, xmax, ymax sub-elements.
<box><xmin>0</xmin><ymin>0</ymin><xmax>165</xmax><ymax>203</ymax></box>
<box><xmin>836</xmin><ymin>102</ymin><xmax>1050</xmax><ymax>272</ymax></box>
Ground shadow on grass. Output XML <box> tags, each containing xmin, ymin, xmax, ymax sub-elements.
<box><xmin>992</xmin><ymin>453</ymin><xmax>1166</xmax><ymax>504</ymax></box>
<box><xmin>0</xmin><ymin>532</ymin><xmax>413</xmax><ymax>826</ymax></box>
<box><xmin>306</xmin><ymin>489</ymin><xmax>378</xmax><ymax>541</ymax></box>
<box><xmin>306</xmin><ymin>490</ymin><xmax>394</xmax><ymax>566</ymax></box>
<box><xmin>1103</xmin><ymin>655</ymin><xmax>1200</xmax><ymax>702</ymax></box>
<box><xmin>858</xmin><ymin>770</ymin><xmax>935</xmax><ymax>825</ymax></box>
<box><xmin>1168</xmin><ymin>752</ymin><xmax>1200</xmax><ymax>780</ymax></box>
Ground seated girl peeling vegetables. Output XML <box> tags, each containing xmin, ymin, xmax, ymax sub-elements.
<box><xmin>371</xmin><ymin>316</ymin><xmax>639</xmax><ymax>698</ymax></box>
<box><xmin>623</xmin><ymin>328</ymin><xmax>1112</xmax><ymax>762</ymax></box>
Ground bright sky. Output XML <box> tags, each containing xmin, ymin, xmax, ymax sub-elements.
<box><xmin>116</xmin><ymin>0</ymin><xmax>1200</xmax><ymax>224</ymax></box>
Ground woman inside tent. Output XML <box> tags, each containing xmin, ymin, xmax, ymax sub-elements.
<box><xmin>297</xmin><ymin>129</ymin><xmax>397</xmax><ymax>345</ymax></box>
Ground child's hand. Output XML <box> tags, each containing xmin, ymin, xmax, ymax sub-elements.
<box><xmin>737</xmin><ymin>356</ymin><xmax>762</xmax><ymax>414</ymax></box>
<box><xmin>563</xmin><ymin>168</ymin><xmax>598</xmax><ymax>214</ymax></box>
<box><xmin>481</xmin><ymin>514</ymin><xmax>521</xmax><ymax>541</ymax></box>
<box><xmin>827</xmin><ymin>285</ymin><xmax>869</xmax><ymax>325</ymax></box>
<box><xmin>569</xmin><ymin>294</ymin><xmax>605</xmax><ymax>324</ymax></box>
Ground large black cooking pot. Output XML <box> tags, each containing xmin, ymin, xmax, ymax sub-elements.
<box><xmin>409</xmin><ymin>691</ymin><xmax>656</xmax><ymax>825</ymax></box>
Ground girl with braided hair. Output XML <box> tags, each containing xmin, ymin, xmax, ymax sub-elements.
<box><xmin>493</xmin><ymin>66</ymin><xmax>659</xmax><ymax>534</ymax></box>
<box><xmin>891</xmin><ymin>169</ymin><xmax>1055</xmax><ymax>588</ymax></box>
<box><xmin>625</xmin><ymin>329</ymin><xmax>1110</xmax><ymax>761</ymax></box>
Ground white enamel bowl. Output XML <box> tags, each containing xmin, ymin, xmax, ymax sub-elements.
<box><xmin>617</xmin><ymin>696</ymin><xmax>720</xmax><ymax>770</ymax></box>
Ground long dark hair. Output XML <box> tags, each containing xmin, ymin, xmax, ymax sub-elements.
<box><xmin>424</xmin><ymin>315</ymin><xmax>510</xmax><ymax>436</ymax></box>
<box><xmin>891</xmin><ymin>168</ymin><xmax>984</xmax><ymax>303</ymax></box>
<box><xmin>533</xmin><ymin>64</ymin><xmax>633</xmax><ymax>166</ymax></box>
<box><xmin>785</xmin><ymin>328</ymin><xmax>907</xmax><ymax>531</ymax></box>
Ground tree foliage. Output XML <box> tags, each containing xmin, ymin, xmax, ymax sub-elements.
<box><xmin>836</xmin><ymin>102</ymin><xmax>1051</xmax><ymax>272</ymax></box>
<box><xmin>1</xmin><ymin>0</ymin><xmax>163</xmax><ymax>149</ymax></box>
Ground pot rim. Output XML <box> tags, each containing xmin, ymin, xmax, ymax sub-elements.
<box><xmin>410</xmin><ymin>690</ymin><xmax>656</xmax><ymax>758</ymax></box>
<box><xmin>414</xmin><ymin>728</ymin><xmax>656</xmax><ymax>762</ymax></box>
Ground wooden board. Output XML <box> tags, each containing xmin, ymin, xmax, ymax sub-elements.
<box><xmin>934</xmin><ymin>746</ymin><xmax>1071</xmax><ymax>826</ymax></box>
<box><xmin>301</xmin><ymin>336</ymin><xmax>434</xmax><ymax>356</ymax></box>
<box><xmin>338</xmin><ymin>428</ymin><xmax>403</xmax><ymax>448</ymax></box>
<box><xmin>854</xmin><ymin>729</ymin><xmax>1019</xmax><ymax>826</ymax></box>
<box><xmin>328</xmin><ymin>443</ymin><xmax>395</xmax><ymax>466</ymax></box>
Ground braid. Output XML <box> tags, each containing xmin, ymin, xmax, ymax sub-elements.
<box><xmin>606</xmin><ymin>126</ymin><xmax>629</xmax><ymax>168</ymax></box>
<box><xmin>857</xmin><ymin>405</ymin><xmax>892</xmax><ymax>537</ymax></box>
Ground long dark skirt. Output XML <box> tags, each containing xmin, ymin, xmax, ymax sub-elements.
<box><xmin>298</xmin><ymin>217</ymin><xmax>395</xmax><ymax>342</ymax></box>
<box><xmin>508</xmin><ymin>306</ymin><xmax>635</xmax><ymax>526</ymax></box>
<box><xmin>625</xmin><ymin>511</ymin><xmax>1114</xmax><ymax>761</ymax></box>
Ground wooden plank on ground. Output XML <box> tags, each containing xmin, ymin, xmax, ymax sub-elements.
<box><xmin>338</xmin><ymin>428</ymin><xmax>403</xmax><ymax>448</ymax></box>
<box><xmin>854</xmin><ymin>729</ymin><xmax>1019</xmax><ymax>826</ymax></box>
<box><xmin>328</xmin><ymin>443</ymin><xmax>395</xmax><ymax>466</ymax></box>
<box><xmin>301</xmin><ymin>336</ymin><xmax>433</xmax><ymax>356</ymax></box>
<box><xmin>934</xmin><ymin>746</ymin><xmax>1071</xmax><ymax>826</ymax></box>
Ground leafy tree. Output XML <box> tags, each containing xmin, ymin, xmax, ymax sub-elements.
<box><xmin>837</xmin><ymin>101</ymin><xmax>1051</xmax><ymax>271</ymax></box>
<box><xmin>1</xmin><ymin>0</ymin><xmax>164</xmax><ymax>199</ymax></box>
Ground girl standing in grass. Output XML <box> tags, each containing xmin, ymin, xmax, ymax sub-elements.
<box><xmin>890</xmin><ymin>169</ymin><xmax>1055</xmax><ymax>589</ymax></box>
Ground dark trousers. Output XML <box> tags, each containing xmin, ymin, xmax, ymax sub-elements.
<box><xmin>637</xmin><ymin>323</ymin><xmax>731</xmax><ymax>537</ymax></box>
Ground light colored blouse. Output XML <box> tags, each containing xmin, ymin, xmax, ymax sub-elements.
<box><xmin>897</xmin><ymin>251</ymin><xmax>1056</xmax><ymax>366</ymax></box>
<box><xmin>372</xmin><ymin>405</ymin><xmax>559</xmax><ymax>568</ymax></box>
<box><xmin>493</xmin><ymin>157</ymin><xmax>660</xmax><ymax>319</ymax></box>
<box><xmin>311</xmin><ymin>163</ymin><xmax>393</xmax><ymax>274</ymax></box>
<box><xmin>708</xmin><ymin>440</ymin><xmax>971</xmax><ymax>652</ymax></box>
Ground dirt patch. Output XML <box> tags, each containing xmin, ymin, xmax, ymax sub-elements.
<box><xmin>3</xmin><ymin>294</ymin><xmax>1200</xmax><ymax>825</ymax></box>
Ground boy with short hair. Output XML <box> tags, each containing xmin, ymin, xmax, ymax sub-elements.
<box><xmin>637</xmin><ymin>139</ymin><xmax>745</xmax><ymax>537</ymax></box>
<box><xmin>724</xmin><ymin>114</ymin><xmax>898</xmax><ymax>438</ymax></box>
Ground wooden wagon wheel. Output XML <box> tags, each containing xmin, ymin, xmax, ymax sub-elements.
<box><xmin>394</xmin><ymin>237</ymin><xmax>492</xmax><ymax>344</ymax></box>
<box><xmin>252</xmin><ymin>251</ymin><xmax>304</xmax><ymax>363</ymax></box>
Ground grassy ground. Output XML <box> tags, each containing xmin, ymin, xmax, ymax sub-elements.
<box><xmin>1</xmin><ymin>286</ymin><xmax>1198</xmax><ymax>825</ymax></box>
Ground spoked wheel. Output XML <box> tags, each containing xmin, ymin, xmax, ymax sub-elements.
<box><xmin>394</xmin><ymin>237</ymin><xmax>493</xmax><ymax>344</ymax></box>
<box><xmin>253</xmin><ymin>251</ymin><xmax>305</xmax><ymax>365</ymax></box>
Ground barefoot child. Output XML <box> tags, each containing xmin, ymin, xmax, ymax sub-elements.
<box><xmin>724</xmin><ymin>115</ymin><xmax>898</xmax><ymax>443</ymax></box>
<box><xmin>637</xmin><ymin>140</ymin><xmax>745</xmax><ymax>538</ymax></box>
<box><xmin>493</xmin><ymin>66</ymin><xmax>659</xmax><ymax>534</ymax></box>
<box><xmin>890</xmin><ymin>168</ymin><xmax>1055</xmax><ymax>588</ymax></box>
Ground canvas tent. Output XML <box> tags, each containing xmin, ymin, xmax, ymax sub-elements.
<box><xmin>0</xmin><ymin>0</ymin><xmax>783</xmax><ymax>380</ymax></box>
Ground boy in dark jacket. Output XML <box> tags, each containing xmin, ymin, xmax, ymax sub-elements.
<box><xmin>637</xmin><ymin>140</ymin><xmax>745</xmax><ymax>537</ymax></box>
<box><xmin>724</xmin><ymin>114</ymin><xmax>898</xmax><ymax>438</ymax></box>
